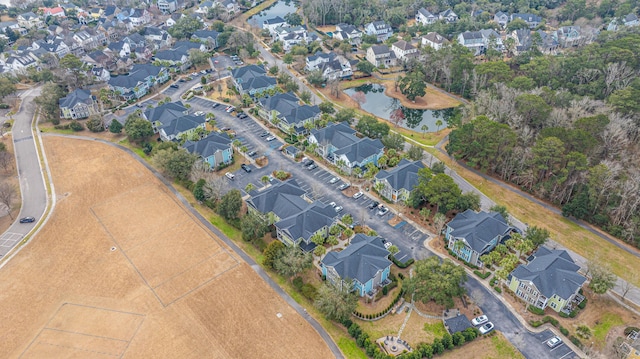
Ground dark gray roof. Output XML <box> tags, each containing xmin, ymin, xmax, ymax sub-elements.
<box><xmin>275</xmin><ymin>202</ymin><xmax>337</xmax><ymax>244</ymax></box>
<box><xmin>232</xmin><ymin>65</ymin><xmax>277</xmax><ymax>92</ymax></box>
<box><xmin>307</xmin><ymin>51</ymin><xmax>336</xmax><ymax>63</ymax></box>
<box><xmin>58</xmin><ymin>89</ymin><xmax>94</xmax><ymax>109</ymax></box>
<box><xmin>184</xmin><ymin>132</ymin><xmax>231</xmax><ymax>158</ymax></box>
<box><xmin>370</xmin><ymin>44</ymin><xmax>390</xmax><ymax>55</ymax></box>
<box><xmin>375</xmin><ymin>159</ymin><xmax>425</xmax><ymax>192</ymax></box>
<box><xmin>461</xmin><ymin>31</ymin><xmax>483</xmax><ymax>40</ymax></box>
<box><xmin>510</xmin><ymin>247</ymin><xmax>586</xmax><ymax>300</ymax></box>
<box><xmin>192</xmin><ymin>29</ymin><xmax>219</xmax><ymax>40</ymax></box>
<box><xmin>369</xmin><ymin>21</ymin><xmax>390</xmax><ymax>30</ymax></box>
<box><xmin>393</xmin><ymin>40</ymin><xmax>414</xmax><ymax>51</ymax></box>
<box><xmin>264</xmin><ymin>16</ymin><xmax>285</xmax><ymax>25</ymax></box>
<box><xmin>511</xmin><ymin>13</ymin><xmax>542</xmax><ymax>23</ymax></box>
<box><xmin>624</xmin><ymin>13</ymin><xmax>639</xmax><ymax>23</ymax></box>
<box><xmin>444</xmin><ymin>315</ymin><xmax>472</xmax><ymax>334</ymax></box>
<box><xmin>322</xmin><ymin>234</ymin><xmax>391</xmax><ymax>284</ymax></box>
<box><xmin>247</xmin><ymin>179</ymin><xmax>308</xmax><ymax>219</ymax></box>
<box><xmin>447</xmin><ymin>209</ymin><xmax>512</xmax><ymax>253</ymax></box>
<box><xmin>417</xmin><ymin>8</ymin><xmax>434</xmax><ymax>17</ymax></box>
<box><xmin>423</xmin><ymin>32</ymin><xmax>448</xmax><ymax>44</ymax></box>
<box><xmin>108</xmin><ymin>64</ymin><xmax>164</xmax><ymax>89</ymax></box>
<box><xmin>334</xmin><ymin>137</ymin><xmax>384</xmax><ymax>164</ymax></box>
<box><xmin>160</xmin><ymin>114</ymin><xmax>206</xmax><ymax>137</ymax></box>
<box><xmin>143</xmin><ymin>101</ymin><xmax>187</xmax><ymax>124</ymax></box>
<box><xmin>310</xmin><ymin>122</ymin><xmax>357</xmax><ymax>146</ymax></box>
<box><xmin>259</xmin><ymin>92</ymin><xmax>320</xmax><ymax>126</ymax></box>
<box><xmin>155</xmin><ymin>49</ymin><xmax>187</xmax><ymax>61</ymax></box>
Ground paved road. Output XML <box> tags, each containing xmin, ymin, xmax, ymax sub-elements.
<box><xmin>0</xmin><ymin>86</ymin><xmax>48</xmax><ymax>261</ymax></box>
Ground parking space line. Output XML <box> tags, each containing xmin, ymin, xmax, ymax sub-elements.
<box><xmin>558</xmin><ymin>351</ymin><xmax>572</xmax><ymax>359</ymax></box>
<box><xmin>550</xmin><ymin>344</ymin><xmax>565</xmax><ymax>352</ymax></box>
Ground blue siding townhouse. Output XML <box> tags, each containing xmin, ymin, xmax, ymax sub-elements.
<box><xmin>258</xmin><ymin>92</ymin><xmax>320</xmax><ymax>135</ymax></box>
<box><xmin>246</xmin><ymin>179</ymin><xmax>310</xmax><ymax>224</ymax></box>
<box><xmin>158</xmin><ymin>114</ymin><xmax>207</xmax><ymax>142</ymax></box>
<box><xmin>143</xmin><ymin>101</ymin><xmax>189</xmax><ymax>133</ymax></box>
<box><xmin>445</xmin><ymin>209</ymin><xmax>514</xmax><ymax>267</ymax></box>
<box><xmin>108</xmin><ymin>63</ymin><xmax>169</xmax><ymax>100</ymax></box>
<box><xmin>374</xmin><ymin>159</ymin><xmax>425</xmax><ymax>203</ymax></box>
<box><xmin>275</xmin><ymin>202</ymin><xmax>338</xmax><ymax>251</ymax></box>
<box><xmin>183</xmin><ymin>132</ymin><xmax>233</xmax><ymax>169</ymax></box>
<box><xmin>231</xmin><ymin>64</ymin><xmax>277</xmax><ymax>96</ymax></box>
<box><xmin>322</xmin><ymin>234</ymin><xmax>392</xmax><ymax>297</ymax></box>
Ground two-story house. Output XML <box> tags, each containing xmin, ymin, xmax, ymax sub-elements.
<box><xmin>457</xmin><ymin>29</ymin><xmax>503</xmax><ymax>55</ymax></box>
<box><xmin>623</xmin><ymin>13</ymin><xmax>640</xmax><ymax>27</ymax></box>
<box><xmin>308</xmin><ymin>122</ymin><xmax>355</xmax><ymax>157</ymax></box>
<box><xmin>333</xmin><ymin>23</ymin><xmax>362</xmax><ymax>45</ymax></box>
<box><xmin>422</xmin><ymin>32</ymin><xmax>449</xmax><ymax>50</ymax></box>
<box><xmin>507</xmin><ymin>247</ymin><xmax>586</xmax><ymax>313</ymax></box>
<box><xmin>191</xmin><ymin>29</ymin><xmax>220</xmax><ymax>50</ymax></box>
<box><xmin>258</xmin><ymin>92</ymin><xmax>321</xmax><ymax>135</ymax></box>
<box><xmin>143</xmin><ymin>101</ymin><xmax>189</xmax><ymax>133</ymax></box>
<box><xmin>158</xmin><ymin>0</ymin><xmax>185</xmax><ymax>14</ymax></box>
<box><xmin>366</xmin><ymin>45</ymin><xmax>397</xmax><ymax>67</ymax></box>
<box><xmin>510</xmin><ymin>13</ymin><xmax>542</xmax><ymax>29</ymax></box>
<box><xmin>58</xmin><ymin>89</ymin><xmax>99</xmax><ymax>120</ymax></box>
<box><xmin>158</xmin><ymin>114</ymin><xmax>207</xmax><ymax>142</ymax></box>
<box><xmin>494</xmin><ymin>11</ymin><xmax>509</xmax><ymax>28</ymax></box>
<box><xmin>322</xmin><ymin>234</ymin><xmax>392</xmax><ymax>297</ymax></box>
<box><xmin>247</xmin><ymin>179</ymin><xmax>310</xmax><ymax>224</ymax></box>
<box><xmin>108</xmin><ymin>63</ymin><xmax>169</xmax><ymax>100</ymax></box>
<box><xmin>305</xmin><ymin>51</ymin><xmax>352</xmax><ymax>80</ymax></box>
<box><xmin>446</xmin><ymin>209</ymin><xmax>514</xmax><ymax>266</ymax></box>
<box><xmin>374</xmin><ymin>159</ymin><xmax>425</xmax><ymax>203</ymax></box>
<box><xmin>17</xmin><ymin>12</ymin><xmax>43</xmax><ymax>29</ymax></box>
<box><xmin>364</xmin><ymin>21</ymin><xmax>393</xmax><ymax>42</ymax></box>
<box><xmin>263</xmin><ymin>16</ymin><xmax>288</xmax><ymax>36</ymax></box>
<box><xmin>332</xmin><ymin>137</ymin><xmax>385</xmax><ymax>173</ymax></box>
<box><xmin>231</xmin><ymin>64</ymin><xmax>277</xmax><ymax>96</ymax></box>
<box><xmin>553</xmin><ymin>26</ymin><xmax>583</xmax><ymax>47</ymax></box>
<box><xmin>106</xmin><ymin>40</ymin><xmax>131</xmax><ymax>59</ymax></box>
<box><xmin>391</xmin><ymin>40</ymin><xmax>418</xmax><ymax>61</ymax></box>
<box><xmin>183</xmin><ymin>131</ymin><xmax>233</xmax><ymax>169</ymax></box>
<box><xmin>272</xmin><ymin>25</ymin><xmax>308</xmax><ymax>51</ymax></box>
<box><xmin>439</xmin><ymin>9</ymin><xmax>459</xmax><ymax>23</ymax></box>
<box><xmin>129</xmin><ymin>8</ymin><xmax>151</xmax><ymax>27</ymax></box>
<box><xmin>415</xmin><ymin>8</ymin><xmax>437</xmax><ymax>25</ymax></box>
<box><xmin>275</xmin><ymin>202</ymin><xmax>338</xmax><ymax>251</ymax></box>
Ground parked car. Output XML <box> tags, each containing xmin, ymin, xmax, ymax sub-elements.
<box><xmin>247</xmin><ymin>151</ymin><xmax>257</xmax><ymax>157</ymax></box>
<box><xmin>307</xmin><ymin>163</ymin><xmax>318</xmax><ymax>170</ymax></box>
<box><xmin>338</xmin><ymin>183</ymin><xmax>350</xmax><ymax>190</ymax></box>
<box><xmin>329</xmin><ymin>177</ymin><xmax>339</xmax><ymax>184</ymax></box>
<box><xmin>238</xmin><ymin>113</ymin><xmax>248</xmax><ymax>119</ymax></box>
<box><xmin>19</xmin><ymin>216</ymin><xmax>35</xmax><ymax>223</ymax></box>
<box><xmin>368</xmin><ymin>201</ymin><xmax>380</xmax><ymax>209</ymax></box>
<box><xmin>302</xmin><ymin>159</ymin><xmax>314</xmax><ymax>166</ymax></box>
<box><xmin>241</xmin><ymin>164</ymin><xmax>252</xmax><ymax>173</ymax></box>
<box><xmin>471</xmin><ymin>315</ymin><xmax>488</xmax><ymax>326</ymax></box>
<box><xmin>178</xmin><ymin>78</ymin><xmax>186</xmax><ymax>82</ymax></box>
<box><xmin>384</xmin><ymin>241</ymin><xmax>392</xmax><ymax>249</ymax></box>
<box><xmin>211</xmin><ymin>103</ymin><xmax>220</xmax><ymax>108</ymax></box>
<box><xmin>225</xmin><ymin>106</ymin><xmax>232</xmax><ymax>111</ymax></box>
<box><xmin>226</xmin><ymin>107</ymin><xmax>235</xmax><ymax>113</ymax></box>
<box><xmin>377</xmin><ymin>206</ymin><xmax>389</xmax><ymax>216</ymax></box>
<box><xmin>349</xmin><ymin>221</ymin><xmax>360</xmax><ymax>229</ymax></box>
<box><xmin>334</xmin><ymin>206</ymin><xmax>343</xmax><ymax>212</ymax></box>
<box><xmin>260</xmin><ymin>131</ymin><xmax>269</xmax><ymax>137</ymax></box>
<box><xmin>170</xmin><ymin>84</ymin><xmax>179</xmax><ymax>88</ymax></box>
<box><xmin>191</xmin><ymin>72</ymin><xmax>198</xmax><ymax>76</ymax></box>
<box><xmin>225</xmin><ymin>172</ymin><xmax>235</xmax><ymax>180</ymax></box>
<box><xmin>546</xmin><ymin>336</ymin><xmax>562</xmax><ymax>348</ymax></box>
<box><xmin>194</xmin><ymin>111</ymin><xmax>205</xmax><ymax>116</ymax></box>
<box><xmin>479</xmin><ymin>322</ymin><xmax>494</xmax><ymax>335</ymax></box>
<box><xmin>329</xmin><ymin>202</ymin><xmax>337</xmax><ymax>208</ymax></box>
<box><xmin>353</xmin><ymin>191</ymin><xmax>364</xmax><ymax>199</ymax></box>
<box><xmin>200</xmin><ymin>70</ymin><xmax>207</xmax><ymax>74</ymax></box>
<box><xmin>265</xmin><ymin>136</ymin><xmax>276</xmax><ymax>141</ymax></box>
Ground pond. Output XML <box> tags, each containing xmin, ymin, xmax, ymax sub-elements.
<box><xmin>344</xmin><ymin>84</ymin><xmax>458</xmax><ymax>132</ymax></box>
<box><xmin>248</xmin><ymin>1</ymin><xmax>299</xmax><ymax>28</ymax></box>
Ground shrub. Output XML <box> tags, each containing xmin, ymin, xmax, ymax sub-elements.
<box><xmin>382</xmin><ymin>286</ymin><xmax>388</xmax><ymax>295</ymax></box>
<box><xmin>578</xmin><ymin>298</ymin><xmax>587</xmax><ymax>309</ymax></box>
<box><xmin>474</xmin><ymin>270</ymin><xmax>491</xmax><ymax>279</ymax></box>
<box><xmin>560</xmin><ymin>327</ymin><xmax>569</xmax><ymax>336</ymax></box>
<box><xmin>569</xmin><ymin>309</ymin><xmax>578</xmax><ymax>318</ymax></box>
<box><xmin>292</xmin><ymin>276</ymin><xmax>304</xmax><ymax>291</ymax></box>
<box><xmin>0</xmin><ymin>103</ymin><xmax>9</xmax><ymax>109</ymax></box>
<box><xmin>530</xmin><ymin>320</ymin><xmax>543</xmax><ymax>328</ymax></box>
<box><xmin>543</xmin><ymin>316</ymin><xmax>559</xmax><ymax>327</ymax></box>
<box><xmin>301</xmin><ymin>283</ymin><xmax>317</xmax><ymax>300</ymax></box>
<box><xmin>398</xmin><ymin>273</ymin><xmax>405</xmax><ymax>280</ymax></box>
<box><xmin>569</xmin><ymin>335</ymin><xmax>583</xmax><ymax>348</ymax></box>
<box><xmin>493</xmin><ymin>286</ymin><xmax>502</xmax><ymax>293</ymax></box>
<box><xmin>390</xmin><ymin>255</ymin><xmax>414</xmax><ymax>268</ymax></box>
<box><xmin>559</xmin><ymin>311</ymin><xmax>569</xmax><ymax>318</ymax></box>
<box><xmin>528</xmin><ymin>305</ymin><xmax>545</xmax><ymax>315</ymax></box>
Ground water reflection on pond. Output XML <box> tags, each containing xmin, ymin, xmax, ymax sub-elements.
<box><xmin>248</xmin><ymin>1</ymin><xmax>298</xmax><ymax>28</ymax></box>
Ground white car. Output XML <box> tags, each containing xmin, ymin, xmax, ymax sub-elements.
<box><xmin>471</xmin><ymin>315</ymin><xmax>488</xmax><ymax>326</ymax></box>
<box><xmin>384</xmin><ymin>242</ymin><xmax>392</xmax><ymax>249</ymax></box>
<box><xmin>265</xmin><ymin>136</ymin><xmax>276</xmax><ymax>141</ymax></box>
<box><xmin>194</xmin><ymin>111</ymin><xmax>205</xmax><ymax>116</ymax></box>
<box><xmin>329</xmin><ymin>202</ymin><xmax>337</xmax><ymax>207</ymax></box>
<box><xmin>546</xmin><ymin>336</ymin><xmax>562</xmax><ymax>348</ymax></box>
<box><xmin>329</xmin><ymin>177</ymin><xmax>339</xmax><ymax>184</ymax></box>
<box><xmin>479</xmin><ymin>322</ymin><xmax>494</xmax><ymax>335</ymax></box>
<box><xmin>353</xmin><ymin>191</ymin><xmax>364</xmax><ymax>199</ymax></box>
<box><xmin>334</xmin><ymin>206</ymin><xmax>343</xmax><ymax>212</ymax></box>
<box><xmin>377</xmin><ymin>207</ymin><xmax>389</xmax><ymax>216</ymax></box>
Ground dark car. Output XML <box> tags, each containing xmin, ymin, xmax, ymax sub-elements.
<box><xmin>211</xmin><ymin>103</ymin><xmax>219</xmax><ymax>108</ymax></box>
<box><xmin>368</xmin><ymin>201</ymin><xmax>380</xmax><ymax>209</ymax></box>
<box><xmin>247</xmin><ymin>151</ymin><xmax>257</xmax><ymax>157</ymax></box>
<box><xmin>170</xmin><ymin>84</ymin><xmax>179</xmax><ymax>88</ymax></box>
<box><xmin>307</xmin><ymin>163</ymin><xmax>318</xmax><ymax>170</ymax></box>
<box><xmin>260</xmin><ymin>131</ymin><xmax>269</xmax><ymax>137</ymax></box>
<box><xmin>238</xmin><ymin>113</ymin><xmax>248</xmax><ymax>119</ymax></box>
<box><xmin>19</xmin><ymin>216</ymin><xmax>35</xmax><ymax>223</ymax></box>
<box><xmin>241</xmin><ymin>164</ymin><xmax>252</xmax><ymax>173</ymax></box>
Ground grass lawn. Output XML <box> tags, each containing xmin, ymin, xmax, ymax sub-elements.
<box><xmin>592</xmin><ymin>313</ymin><xmax>624</xmax><ymax>346</ymax></box>
<box><xmin>423</xmin><ymin>321</ymin><xmax>447</xmax><ymax>338</ymax></box>
<box><xmin>438</xmin><ymin>333</ymin><xmax>525</xmax><ymax>359</ymax></box>
<box><xmin>429</xmin><ymin>147</ymin><xmax>640</xmax><ymax>287</ymax></box>
<box><xmin>337</xmin><ymin>338</ymin><xmax>368</xmax><ymax>359</ymax></box>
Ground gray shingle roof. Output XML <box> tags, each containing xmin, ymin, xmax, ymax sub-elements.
<box><xmin>334</xmin><ymin>137</ymin><xmax>384</xmax><ymax>164</ymax></box>
<box><xmin>143</xmin><ymin>101</ymin><xmax>187</xmax><ymax>124</ymax></box>
<box><xmin>58</xmin><ymin>89</ymin><xmax>94</xmax><ymax>109</ymax></box>
<box><xmin>423</xmin><ymin>32</ymin><xmax>448</xmax><ymax>44</ymax></box>
<box><xmin>264</xmin><ymin>16</ymin><xmax>285</xmax><ymax>25</ymax></box>
<box><xmin>259</xmin><ymin>92</ymin><xmax>320</xmax><ymax>126</ymax></box>
<box><xmin>159</xmin><ymin>114</ymin><xmax>206</xmax><ymax>137</ymax></box>
<box><xmin>510</xmin><ymin>247</ymin><xmax>586</xmax><ymax>300</ymax></box>
<box><xmin>447</xmin><ymin>209</ymin><xmax>512</xmax><ymax>253</ymax></box>
<box><xmin>247</xmin><ymin>179</ymin><xmax>308</xmax><ymax>219</ymax></box>
<box><xmin>370</xmin><ymin>44</ymin><xmax>390</xmax><ymax>55</ymax></box>
<box><xmin>322</xmin><ymin>234</ymin><xmax>391</xmax><ymax>284</ymax></box>
<box><xmin>444</xmin><ymin>315</ymin><xmax>472</xmax><ymax>334</ymax></box>
<box><xmin>275</xmin><ymin>202</ymin><xmax>337</xmax><ymax>244</ymax></box>
<box><xmin>309</xmin><ymin>122</ymin><xmax>356</xmax><ymax>145</ymax></box>
<box><xmin>184</xmin><ymin>132</ymin><xmax>232</xmax><ymax>158</ymax></box>
<box><xmin>375</xmin><ymin>159</ymin><xmax>425</xmax><ymax>192</ymax></box>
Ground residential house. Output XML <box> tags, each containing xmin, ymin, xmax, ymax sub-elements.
<box><xmin>333</xmin><ymin>23</ymin><xmax>362</xmax><ymax>45</ymax></box>
<box><xmin>263</xmin><ymin>16</ymin><xmax>287</xmax><ymax>36</ymax></box>
<box><xmin>275</xmin><ymin>202</ymin><xmax>338</xmax><ymax>251</ymax></box>
<box><xmin>123</xmin><ymin>33</ymin><xmax>146</xmax><ymax>50</ymax></box>
<box><xmin>196</xmin><ymin>1</ymin><xmax>215</xmax><ymax>15</ymax></box>
<box><xmin>104</xmin><ymin>5</ymin><xmax>119</xmax><ymax>18</ymax></box>
<box><xmin>158</xmin><ymin>114</ymin><xmax>207</xmax><ymax>141</ymax></box>
<box><xmin>494</xmin><ymin>11</ymin><xmax>509</xmax><ymax>28</ymax></box>
<box><xmin>34</xmin><ymin>39</ymin><xmax>69</xmax><ymax>58</ymax></box>
<box><xmin>507</xmin><ymin>247</ymin><xmax>586</xmax><ymax>313</ymax></box>
<box><xmin>58</xmin><ymin>89</ymin><xmax>99</xmax><ymax>119</ymax></box>
<box><xmin>623</xmin><ymin>13</ymin><xmax>639</xmax><ymax>27</ymax></box>
<box><xmin>73</xmin><ymin>29</ymin><xmax>105</xmax><ymax>51</ymax></box>
<box><xmin>215</xmin><ymin>0</ymin><xmax>240</xmax><ymax>14</ymax></box>
<box><xmin>183</xmin><ymin>131</ymin><xmax>233</xmax><ymax>169</ymax></box>
<box><xmin>415</xmin><ymin>8</ymin><xmax>437</xmax><ymax>25</ymax></box>
<box><xmin>158</xmin><ymin>0</ymin><xmax>181</xmax><ymax>14</ymax></box>
<box><xmin>619</xmin><ymin>331</ymin><xmax>640</xmax><ymax>359</ymax></box>
<box><xmin>154</xmin><ymin>48</ymin><xmax>189</xmax><ymax>71</ymax></box>
<box><xmin>443</xmin><ymin>315</ymin><xmax>473</xmax><ymax>334</ymax></box>
<box><xmin>391</xmin><ymin>40</ymin><xmax>418</xmax><ymax>61</ymax></box>
<box><xmin>510</xmin><ymin>13</ymin><xmax>542</xmax><ymax>29</ymax></box>
<box><xmin>457</xmin><ymin>29</ymin><xmax>503</xmax><ymax>55</ymax></box>
<box><xmin>166</xmin><ymin>13</ymin><xmax>184</xmax><ymax>27</ymax></box>
<box><xmin>305</xmin><ymin>51</ymin><xmax>337</xmax><ymax>71</ymax></box>
<box><xmin>364</xmin><ymin>21</ymin><xmax>393</xmax><ymax>42</ymax></box>
<box><xmin>258</xmin><ymin>92</ymin><xmax>321</xmax><ymax>134</ymax></box>
<box><xmin>144</xmin><ymin>27</ymin><xmax>172</xmax><ymax>49</ymax></box>
<box><xmin>89</xmin><ymin>7</ymin><xmax>104</xmax><ymax>20</ymax></box>
<box><xmin>108</xmin><ymin>63</ymin><xmax>169</xmax><ymax>100</ymax></box>
<box><xmin>374</xmin><ymin>159</ymin><xmax>425</xmax><ymax>203</ymax></box>
<box><xmin>17</xmin><ymin>12</ymin><xmax>42</xmax><ymax>29</ymax></box>
<box><xmin>321</xmin><ymin>234</ymin><xmax>392</xmax><ymax>297</ymax></box>
<box><xmin>272</xmin><ymin>25</ymin><xmax>308</xmax><ymax>51</ymax></box>
<box><xmin>329</xmin><ymin>135</ymin><xmax>385</xmax><ymax>173</ymax></box>
<box><xmin>106</xmin><ymin>40</ymin><xmax>131</xmax><ymax>59</ymax></box>
<box><xmin>439</xmin><ymin>9</ymin><xmax>459</xmax><ymax>23</ymax></box>
<box><xmin>553</xmin><ymin>26</ymin><xmax>582</xmax><ymax>47</ymax></box>
<box><xmin>305</xmin><ymin>51</ymin><xmax>352</xmax><ymax>80</ymax></box>
<box><xmin>247</xmin><ymin>179</ymin><xmax>310</xmax><ymax>224</ymax></box>
<box><xmin>537</xmin><ymin>30</ymin><xmax>559</xmax><ymax>54</ymax></box>
<box><xmin>509</xmin><ymin>29</ymin><xmax>534</xmax><ymax>54</ymax></box>
<box><xmin>91</xmin><ymin>66</ymin><xmax>110</xmax><ymax>82</ymax></box>
<box><xmin>4</xmin><ymin>52</ymin><xmax>39</xmax><ymax>73</ymax></box>
<box><xmin>308</xmin><ymin>122</ymin><xmax>356</xmax><ymax>157</ymax></box>
<box><xmin>445</xmin><ymin>209</ymin><xmax>514</xmax><ymax>267</ymax></box>
<box><xmin>191</xmin><ymin>29</ymin><xmax>220</xmax><ymax>50</ymax></box>
<box><xmin>422</xmin><ymin>32</ymin><xmax>449</xmax><ymax>50</ymax></box>
<box><xmin>231</xmin><ymin>64</ymin><xmax>277</xmax><ymax>96</ymax></box>
<box><xmin>129</xmin><ymin>8</ymin><xmax>151</xmax><ymax>27</ymax></box>
<box><xmin>366</xmin><ymin>45</ymin><xmax>397</xmax><ymax>68</ymax></box>
<box><xmin>143</xmin><ymin>101</ymin><xmax>189</xmax><ymax>132</ymax></box>
<box><xmin>40</xmin><ymin>7</ymin><xmax>66</xmax><ymax>18</ymax></box>
<box><xmin>84</xmin><ymin>50</ymin><xmax>115</xmax><ymax>71</ymax></box>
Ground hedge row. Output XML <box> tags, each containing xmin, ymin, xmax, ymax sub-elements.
<box><xmin>529</xmin><ymin>315</ymin><xmax>572</xmax><ymax>343</ymax></box>
<box><xmin>354</xmin><ymin>289</ymin><xmax>405</xmax><ymax>320</ymax></box>
<box><xmin>473</xmin><ymin>270</ymin><xmax>491</xmax><ymax>279</ymax></box>
<box><xmin>527</xmin><ymin>305</ymin><xmax>545</xmax><ymax>316</ymax></box>
<box><xmin>390</xmin><ymin>255</ymin><xmax>415</xmax><ymax>268</ymax></box>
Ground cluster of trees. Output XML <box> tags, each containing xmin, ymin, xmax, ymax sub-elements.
<box><xmin>409</xmin><ymin>166</ymin><xmax>480</xmax><ymax>214</ymax></box>
<box><xmin>405</xmin><ymin>256</ymin><xmax>467</xmax><ymax>308</ymax></box>
<box><xmin>0</xmin><ymin>142</ymin><xmax>16</xmax><ymax>219</ymax></box>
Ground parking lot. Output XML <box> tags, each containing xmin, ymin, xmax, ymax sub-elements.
<box><xmin>531</xmin><ymin>329</ymin><xmax>579</xmax><ymax>359</ymax></box>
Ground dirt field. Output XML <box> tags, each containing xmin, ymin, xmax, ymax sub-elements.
<box><xmin>0</xmin><ymin>136</ymin><xmax>333</xmax><ymax>358</ymax></box>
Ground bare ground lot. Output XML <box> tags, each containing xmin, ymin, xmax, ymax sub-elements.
<box><xmin>0</xmin><ymin>136</ymin><xmax>332</xmax><ymax>359</ymax></box>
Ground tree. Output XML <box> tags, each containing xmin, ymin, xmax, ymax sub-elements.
<box><xmin>490</xmin><ymin>205</ymin><xmax>509</xmax><ymax>223</ymax></box>
<box><xmin>241</xmin><ymin>213</ymin><xmax>269</xmax><ymax>241</ymax></box>
<box><xmin>109</xmin><ymin>120</ymin><xmax>123</xmax><ymax>134</ymax></box>
<box><xmin>355</xmin><ymin>115</ymin><xmax>389</xmax><ymax>138</ymax></box>
<box><xmin>218</xmin><ymin>189</ymin><xmax>243</xmax><ymax>221</ymax></box>
<box><xmin>85</xmin><ymin>116</ymin><xmax>105</xmax><ymax>132</ymax></box>
<box><xmin>284</xmin><ymin>12</ymin><xmax>303</xmax><ymax>26</ymax></box>
<box><xmin>311</xmin><ymin>232</ymin><xmax>326</xmax><ymax>246</ymax></box>
<box><xmin>398</xmin><ymin>70</ymin><xmax>426</xmax><ymax>101</ymax></box>
<box><xmin>421</xmin><ymin>124</ymin><xmax>429</xmax><ymax>137</ymax></box>
<box><xmin>433</xmin><ymin>213</ymin><xmax>447</xmax><ymax>237</ymax></box>
<box><xmin>515</xmin><ymin>94</ymin><xmax>552</xmax><ymax>129</ymax></box>
<box><xmin>424</xmin><ymin>174</ymin><xmax>462</xmax><ymax>213</ymax></box>
<box><xmin>405</xmin><ymin>256</ymin><xmax>467</xmax><ymax>308</ymax></box>
<box><xmin>153</xmin><ymin>148</ymin><xmax>197</xmax><ymax>181</ymax></box>
<box><xmin>0</xmin><ymin>181</ymin><xmax>16</xmax><ymax>219</ymax></box>
<box><xmin>0</xmin><ymin>77</ymin><xmax>16</xmax><ymax>99</ymax></box>
<box><xmin>124</xmin><ymin>116</ymin><xmax>153</xmax><ymax>142</ymax></box>
<box><xmin>168</xmin><ymin>16</ymin><xmax>204</xmax><ymax>39</ymax></box>
<box><xmin>587</xmin><ymin>261</ymin><xmax>616</xmax><ymax>294</ymax></box>
<box><xmin>506</xmin><ymin>18</ymin><xmax>528</xmax><ymax>32</ymax></box>
<box><xmin>388</xmin><ymin>245</ymin><xmax>399</xmax><ymax>256</ymax></box>
<box><xmin>283</xmin><ymin>53</ymin><xmax>294</xmax><ymax>65</ymax></box>
<box><xmin>389</xmin><ymin>108</ymin><xmax>405</xmax><ymax>127</ymax></box>
<box><xmin>525</xmin><ymin>226</ymin><xmax>549</xmax><ymax>248</ymax></box>
<box><xmin>334</xmin><ymin>108</ymin><xmax>355</xmax><ymax>123</ymax></box>
<box><xmin>356</xmin><ymin>61</ymin><xmax>375</xmax><ymax>75</ymax></box>
<box><xmin>263</xmin><ymin>241</ymin><xmax>285</xmax><ymax>269</ymax></box>
<box><xmin>407</xmin><ymin>145</ymin><xmax>423</xmax><ymax>161</ymax></box>
<box><xmin>314</xmin><ymin>279</ymin><xmax>358</xmax><ymax>322</ymax></box>
<box><xmin>456</xmin><ymin>192</ymin><xmax>481</xmax><ymax>211</ymax></box>
<box><xmin>300</xmin><ymin>90</ymin><xmax>312</xmax><ymax>104</ymax></box>
<box><xmin>307</xmin><ymin>69</ymin><xmax>325</xmax><ymax>87</ymax></box>
<box><xmin>34</xmin><ymin>83</ymin><xmax>66</xmax><ymax>121</ymax></box>
<box><xmin>435</xmin><ymin>119</ymin><xmax>443</xmax><ymax>133</ymax></box>
<box><xmin>189</xmin><ymin>49</ymin><xmax>209</xmax><ymax>67</ymax></box>
<box><xmin>318</xmin><ymin>101</ymin><xmax>335</xmax><ymax>114</ymax></box>
<box><xmin>273</xmin><ymin>245</ymin><xmax>313</xmax><ymax>279</ymax></box>
<box><xmin>381</xmin><ymin>133</ymin><xmax>404</xmax><ymax>151</ymax></box>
